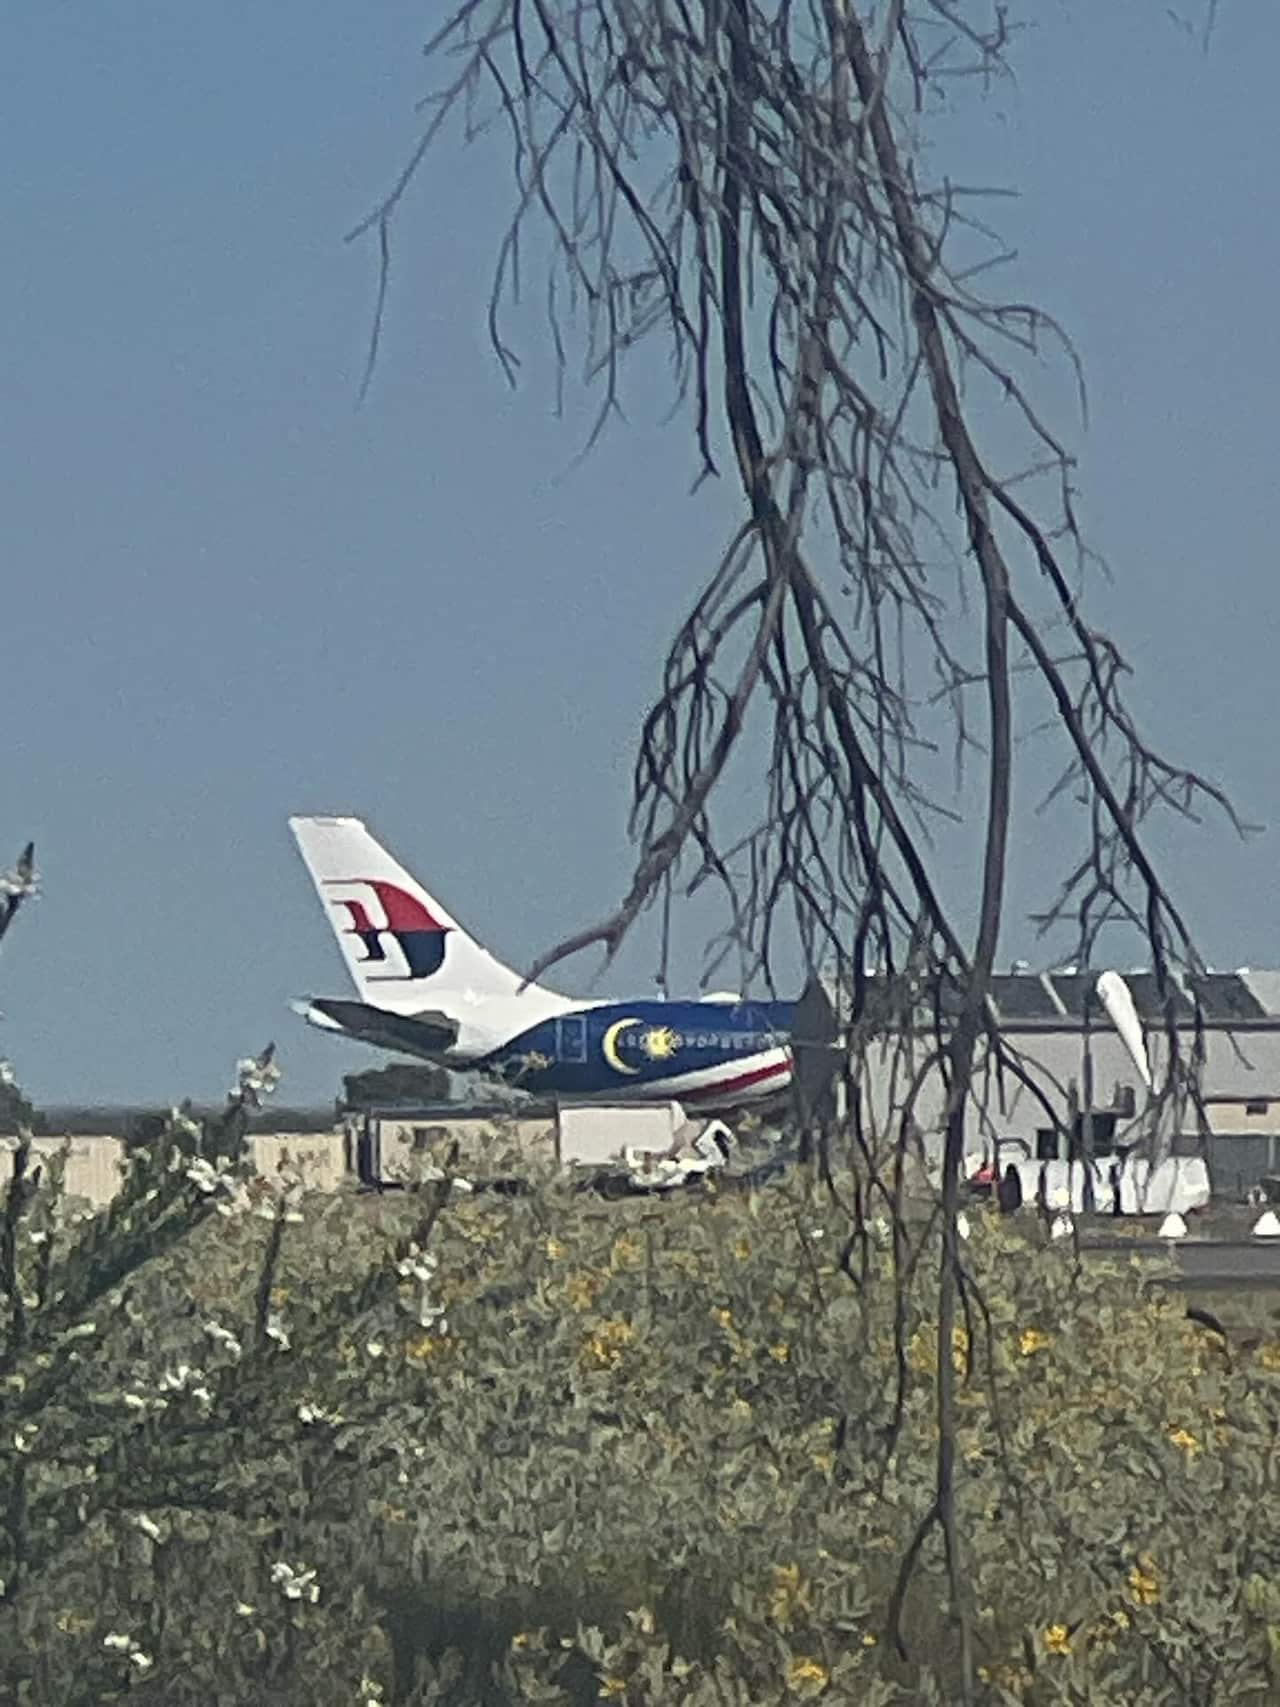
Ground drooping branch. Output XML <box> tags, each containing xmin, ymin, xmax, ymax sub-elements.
<box><xmin>355</xmin><ymin>2</ymin><xmax>1239</xmax><ymax>1682</ymax></box>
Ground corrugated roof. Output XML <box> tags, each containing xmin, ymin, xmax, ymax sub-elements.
<box><xmin>812</xmin><ymin>967</ymin><xmax>1280</xmax><ymax>1027</ymax></box>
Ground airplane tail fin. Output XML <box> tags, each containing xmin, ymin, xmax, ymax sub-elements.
<box><xmin>288</xmin><ymin>815</ymin><xmax>550</xmax><ymax>1014</ymax></box>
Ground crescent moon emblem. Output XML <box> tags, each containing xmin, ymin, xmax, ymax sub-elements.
<box><xmin>602</xmin><ymin>1017</ymin><xmax>642</xmax><ymax>1075</ymax></box>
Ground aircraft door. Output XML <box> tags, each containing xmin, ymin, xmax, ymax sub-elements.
<box><xmin>556</xmin><ymin>1015</ymin><xmax>588</xmax><ymax>1064</ymax></box>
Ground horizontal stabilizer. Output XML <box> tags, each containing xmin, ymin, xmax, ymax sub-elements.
<box><xmin>297</xmin><ymin>998</ymin><xmax>460</xmax><ymax>1061</ymax></box>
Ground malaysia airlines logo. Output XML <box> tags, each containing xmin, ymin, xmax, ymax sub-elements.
<box><xmin>323</xmin><ymin>879</ymin><xmax>449</xmax><ymax>980</ymax></box>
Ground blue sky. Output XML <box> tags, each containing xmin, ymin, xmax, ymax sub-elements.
<box><xmin>1</xmin><ymin>3</ymin><xmax>1276</xmax><ymax>1106</ymax></box>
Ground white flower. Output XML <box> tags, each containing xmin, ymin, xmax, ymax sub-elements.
<box><xmin>366</xmin><ymin>1340</ymin><xmax>385</xmax><ymax>1359</ymax></box>
<box><xmin>236</xmin><ymin>1601</ymin><xmax>255</xmax><ymax>1617</ymax></box>
<box><xmin>0</xmin><ymin>857</ymin><xmax>38</xmax><ymax>899</ymax></box>
<box><xmin>395</xmin><ymin>1258</ymin><xmax>437</xmax><ymax>1283</ymax></box>
<box><xmin>203</xmin><ymin>1321</ymin><xmax>243</xmax><ymax>1359</ymax></box>
<box><xmin>101</xmin><ymin>1628</ymin><xmax>153</xmax><ymax>1669</ymax></box>
<box><xmin>185</xmin><ymin>1157</ymin><xmax>221</xmax><ymax>1195</ymax></box>
<box><xmin>159</xmin><ymin>1363</ymin><xmax>203</xmax><ymax>1392</ymax></box>
<box><xmin>122</xmin><ymin>1393</ymin><xmax>147</xmax><ymax>1411</ymax></box>
<box><xmin>452</xmin><ymin>1177</ymin><xmax>474</xmax><ymax>1195</ymax></box>
<box><xmin>168</xmin><ymin>1106</ymin><xmax>202</xmax><ymax>1141</ymax></box>
<box><xmin>12</xmin><ymin>1428</ymin><xmax>35</xmax><ymax>1454</ymax></box>
<box><xmin>270</xmin><ymin>1561</ymin><xmax>320</xmax><ymax>1604</ymax></box>
<box><xmin>132</xmin><ymin>1514</ymin><xmax>163</xmax><ymax>1542</ymax></box>
<box><xmin>296</xmin><ymin>1400</ymin><xmax>344</xmax><ymax>1427</ymax></box>
<box><xmin>234</xmin><ymin>1054</ymin><xmax>282</xmax><ymax>1102</ymax></box>
<box><xmin>27</xmin><ymin>1229</ymin><xmax>48</xmax><ymax>1246</ymax></box>
<box><xmin>265</xmin><ymin>1312</ymin><xmax>291</xmax><ymax>1351</ymax></box>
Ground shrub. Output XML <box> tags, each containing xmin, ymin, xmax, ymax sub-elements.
<box><xmin>2</xmin><ymin>1130</ymin><xmax>1278</xmax><ymax>1704</ymax></box>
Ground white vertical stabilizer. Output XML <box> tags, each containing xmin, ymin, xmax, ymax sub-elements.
<box><xmin>288</xmin><ymin>816</ymin><xmax>571</xmax><ymax>1042</ymax></box>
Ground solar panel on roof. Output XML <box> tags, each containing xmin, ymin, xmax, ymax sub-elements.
<box><xmin>1118</xmin><ymin>973</ymin><xmax>1192</xmax><ymax>1020</ymax></box>
<box><xmin>1043</xmin><ymin>973</ymin><xmax>1094</xmax><ymax>1020</ymax></box>
<box><xmin>1187</xmin><ymin>974</ymin><xmax>1267</xmax><ymax>1021</ymax></box>
<box><xmin>987</xmin><ymin>974</ymin><xmax>1060</xmax><ymax>1020</ymax></box>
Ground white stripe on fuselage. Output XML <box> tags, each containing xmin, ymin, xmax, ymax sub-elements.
<box><xmin>600</xmin><ymin>1046</ymin><xmax>793</xmax><ymax>1105</ymax></box>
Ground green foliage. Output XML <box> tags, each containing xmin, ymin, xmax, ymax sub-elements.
<box><xmin>0</xmin><ymin>1070</ymin><xmax>40</xmax><ymax>1137</ymax></box>
<box><xmin>343</xmin><ymin>1062</ymin><xmax>451</xmax><ymax>1109</ymax></box>
<box><xmin>2</xmin><ymin>1129</ymin><xmax>1279</xmax><ymax>1705</ymax></box>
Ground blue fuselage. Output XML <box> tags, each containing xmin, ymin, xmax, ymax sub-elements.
<box><xmin>476</xmin><ymin>998</ymin><xmax>796</xmax><ymax>1107</ymax></box>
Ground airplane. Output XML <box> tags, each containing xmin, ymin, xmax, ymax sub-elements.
<box><xmin>288</xmin><ymin>816</ymin><xmax>798</xmax><ymax>1111</ymax></box>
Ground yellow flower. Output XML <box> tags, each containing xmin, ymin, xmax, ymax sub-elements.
<box><xmin>599</xmin><ymin>1676</ymin><xmax>627</xmax><ymax>1698</ymax></box>
<box><xmin>510</xmin><ymin>1631</ymin><xmax>534</xmax><ymax>1650</ymax></box>
<box><xmin>544</xmin><ymin>1237</ymin><xmax>563</xmax><ymax>1261</ymax></box>
<box><xmin>54</xmin><ymin>1610</ymin><xmax>95</xmax><ymax>1636</ymax></box>
<box><xmin>811</xmin><ymin>1451</ymin><xmax>835</xmax><ymax>1474</ymax></box>
<box><xmin>731</xmin><ymin>1397</ymin><xmax>753</xmax><ymax>1419</ymax></box>
<box><xmin>610</xmin><ymin>1234</ymin><xmax>642</xmax><ymax>1270</ymax></box>
<box><xmin>1128</xmin><ymin>1556</ymin><xmax>1160</xmax><ymax>1606</ymax></box>
<box><xmin>768</xmin><ymin>1563</ymin><xmax>810</xmax><ymax>1629</ymax></box>
<box><xmin>1043</xmin><ymin>1623</ymin><xmax>1071</xmax><ymax>1655</ymax></box>
<box><xmin>787</xmin><ymin>1656</ymin><xmax>829</xmax><ymax>1689</ymax></box>
<box><xmin>1019</xmin><ymin>1328</ymin><xmax>1051</xmax><ymax>1357</ymax></box>
<box><xmin>983</xmin><ymin>1662</ymin><xmax>1032</xmax><ymax>1692</ymax></box>
<box><xmin>404</xmin><ymin>1332</ymin><xmax>444</xmax><ymax>1365</ymax></box>
<box><xmin>733</xmin><ymin>1237</ymin><xmax>751</xmax><ymax>1261</ymax></box>
<box><xmin>565</xmin><ymin>1271</ymin><xmax>603</xmax><ymax>1312</ymax></box>
<box><xmin>860</xmin><ymin>1632</ymin><xmax>876</xmax><ymax>1647</ymax></box>
<box><xmin>711</xmin><ymin>1306</ymin><xmax>734</xmax><ymax>1330</ymax></box>
<box><xmin>1258</xmin><ymin>1342</ymin><xmax>1280</xmax><ymax>1373</ymax></box>
<box><xmin>582</xmin><ymin>1318</ymin><xmax>635</xmax><ymax>1371</ymax></box>
<box><xmin>1167</xmin><ymin>1426</ymin><xmax>1200</xmax><ymax>1457</ymax></box>
<box><xmin>768</xmin><ymin>1342</ymin><xmax>791</xmax><ymax>1364</ymax></box>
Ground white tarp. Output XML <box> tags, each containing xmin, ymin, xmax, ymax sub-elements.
<box><xmin>1005</xmin><ymin>1153</ymin><xmax>1210</xmax><ymax>1217</ymax></box>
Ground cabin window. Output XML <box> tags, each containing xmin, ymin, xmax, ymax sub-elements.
<box><xmin>1035</xmin><ymin>1129</ymin><xmax>1059</xmax><ymax>1162</ymax></box>
<box><xmin>1246</xmin><ymin>1100</ymin><xmax>1269</xmax><ymax>1117</ymax></box>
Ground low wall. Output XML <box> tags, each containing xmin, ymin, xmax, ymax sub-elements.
<box><xmin>0</xmin><ymin>1130</ymin><xmax>348</xmax><ymax>1212</ymax></box>
<box><xmin>0</xmin><ymin>1135</ymin><xmax>127</xmax><ymax>1210</ymax></box>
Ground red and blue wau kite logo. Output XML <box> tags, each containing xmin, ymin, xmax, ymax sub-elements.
<box><xmin>324</xmin><ymin>879</ymin><xmax>449</xmax><ymax>980</ymax></box>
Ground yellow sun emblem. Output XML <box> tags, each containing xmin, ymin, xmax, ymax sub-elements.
<box><xmin>641</xmin><ymin>1026</ymin><xmax>680</xmax><ymax>1061</ymax></box>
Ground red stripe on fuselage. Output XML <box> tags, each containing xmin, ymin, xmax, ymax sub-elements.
<box><xmin>678</xmin><ymin>1057</ymin><xmax>792</xmax><ymax>1101</ymax></box>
